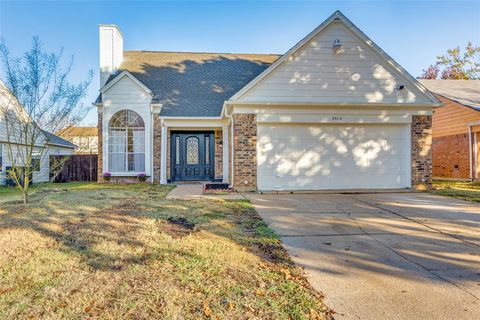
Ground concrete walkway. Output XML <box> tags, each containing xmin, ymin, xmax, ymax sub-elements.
<box><xmin>246</xmin><ymin>192</ymin><xmax>480</xmax><ymax>320</ymax></box>
<box><xmin>166</xmin><ymin>183</ymin><xmax>245</xmax><ymax>200</ymax></box>
<box><xmin>166</xmin><ymin>182</ymin><xmax>204</xmax><ymax>200</ymax></box>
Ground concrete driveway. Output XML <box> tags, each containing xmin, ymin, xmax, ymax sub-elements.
<box><xmin>246</xmin><ymin>192</ymin><xmax>480</xmax><ymax>320</ymax></box>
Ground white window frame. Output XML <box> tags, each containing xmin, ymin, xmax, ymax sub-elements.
<box><xmin>108</xmin><ymin>110</ymin><xmax>146</xmax><ymax>174</ymax></box>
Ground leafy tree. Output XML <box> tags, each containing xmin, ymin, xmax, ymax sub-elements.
<box><xmin>418</xmin><ymin>42</ymin><xmax>480</xmax><ymax>79</ymax></box>
<box><xmin>419</xmin><ymin>64</ymin><xmax>439</xmax><ymax>79</ymax></box>
<box><xmin>0</xmin><ymin>37</ymin><xmax>92</xmax><ymax>204</ymax></box>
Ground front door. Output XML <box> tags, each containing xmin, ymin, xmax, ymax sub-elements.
<box><xmin>171</xmin><ymin>132</ymin><xmax>214</xmax><ymax>181</ymax></box>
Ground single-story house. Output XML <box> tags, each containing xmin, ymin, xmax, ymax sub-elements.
<box><xmin>419</xmin><ymin>80</ymin><xmax>480</xmax><ymax>180</ymax></box>
<box><xmin>0</xmin><ymin>80</ymin><xmax>76</xmax><ymax>185</ymax></box>
<box><xmin>95</xmin><ymin>10</ymin><xmax>441</xmax><ymax>191</ymax></box>
<box><xmin>58</xmin><ymin>126</ymin><xmax>98</xmax><ymax>154</ymax></box>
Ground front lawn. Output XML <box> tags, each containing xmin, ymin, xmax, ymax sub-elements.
<box><xmin>0</xmin><ymin>183</ymin><xmax>331</xmax><ymax>319</ymax></box>
<box><xmin>0</xmin><ymin>182</ymin><xmax>118</xmax><ymax>203</ymax></box>
<box><xmin>432</xmin><ymin>180</ymin><xmax>480</xmax><ymax>202</ymax></box>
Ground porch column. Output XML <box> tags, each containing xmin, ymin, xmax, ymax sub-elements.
<box><xmin>160</xmin><ymin>120</ymin><xmax>168</xmax><ymax>184</ymax></box>
<box><xmin>222</xmin><ymin>125</ymin><xmax>229</xmax><ymax>183</ymax></box>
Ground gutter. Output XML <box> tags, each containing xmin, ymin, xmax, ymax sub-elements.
<box><xmin>46</xmin><ymin>142</ymin><xmax>76</xmax><ymax>149</ymax></box>
<box><xmin>224</xmin><ymin>101</ymin><xmax>443</xmax><ymax>107</ymax></box>
<box><xmin>0</xmin><ymin>140</ymin><xmax>75</xmax><ymax>149</ymax></box>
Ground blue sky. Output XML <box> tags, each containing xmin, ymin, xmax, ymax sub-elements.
<box><xmin>1</xmin><ymin>0</ymin><xmax>479</xmax><ymax>124</ymax></box>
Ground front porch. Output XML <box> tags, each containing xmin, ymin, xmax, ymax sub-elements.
<box><xmin>153</xmin><ymin>117</ymin><xmax>230</xmax><ymax>184</ymax></box>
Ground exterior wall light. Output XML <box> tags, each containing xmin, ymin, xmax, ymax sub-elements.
<box><xmin>333</xmin><ymin>39</ymin><xmax>342</xmax><ymax>53</ymax></box>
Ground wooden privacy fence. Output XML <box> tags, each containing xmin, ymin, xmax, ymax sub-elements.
<box><xmin>51</xmin><ymin>154</ymin><xmax>98</xmax><ymax>182</ymax></box>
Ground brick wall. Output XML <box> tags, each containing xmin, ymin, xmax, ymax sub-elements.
<box><xmin>215</xmin><ymin>130</ymin><xmax>223</xmax><ymax>180</ymax></box>
<box><xmin>97</xmin><ymin>111</ymin><xmax>103</xmax><ymax>183</ymax></box>
<box><xmin>152</xmin><ymin>115</ymin><xmax>161</xmax><ymax>183</ymax></box>
<box><xmin>108</xmin><ymin>176</ymin><xmax>139</xmax><ymax>183</ymax></box>
<box><xmin>411</xmin><ymin>115</ymin><xmax>433</xmax><ymax>190</ymax></box>
<box><xmin>233</xmin><ymin>114</ymin><xmax>257</xmax><ymax>190</ymax></box>
<box><xmin>432</xmin><ymin>133</ymin><xmax>470</xmax><ymax>179</ymax></box>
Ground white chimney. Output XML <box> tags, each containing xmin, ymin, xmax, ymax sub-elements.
<box><xmin>99</xmin><ymin>24</ymin><xmax>123</xmax><ymax>87</ymax></box>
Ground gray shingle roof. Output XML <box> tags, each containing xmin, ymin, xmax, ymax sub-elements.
<box><xmin>418</xmin><ymin>80</ymin><xmax>480</xmax><ymax>111</ymax></box>
<box><xmin>108</xmin><ymin>51</ymin><xmax>280</xmax><ymax>117</ymax></box>
<box><xmin>43</xmin><ymin>130</ymin><xmax>76</xmax><ymax>148</ymax></box>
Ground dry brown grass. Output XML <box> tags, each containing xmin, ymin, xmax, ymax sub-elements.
<box><xmin>0</xmin><ymin>183</ymin><xmax>332</xmax><ymax>320</ymax></box>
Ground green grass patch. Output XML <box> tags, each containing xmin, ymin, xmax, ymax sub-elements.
<box><xmin>432</xmin><ymin>180</ymin><xmax>480</xmax><ymax>202</ymax></box>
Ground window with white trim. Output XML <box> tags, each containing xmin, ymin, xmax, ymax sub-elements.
<box><xmin>0</xmin><ymin>143</ymin><xmax>3</xmax><ymax>171</ymax></box>
<box><xmin>108</xmin><ymin>110</ymin><xmax>145</xmax><ymax>172</ymax></box>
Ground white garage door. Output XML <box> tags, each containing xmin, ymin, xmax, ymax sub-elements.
<box><xmin>257</xmin><ymin>124</ymin><xmax>410</xmax><ymax>190</ymax></box>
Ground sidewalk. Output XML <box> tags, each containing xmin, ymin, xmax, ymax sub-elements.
<box><xmin>166</xmin><ymin>182</ymin><xmax>203</xmax><ymax>200</ymax></box>
<box><xmin>166</xmin><ymin>182</ymin><xmax>245</xmax><ymax>200</ymax></box>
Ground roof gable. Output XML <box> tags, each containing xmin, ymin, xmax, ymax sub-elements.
<box><xmin>230</xmin><ymin>10</ymin><xmax>440</xmax><ymax>106</ymax></box>
<box><xmin>100</xmin><ymin>70</ymin><xmax>153</xmax><ymax>95</ymax></box>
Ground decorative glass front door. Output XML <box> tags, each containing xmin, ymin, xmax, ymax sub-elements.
<box><xmin>171</xmin><ymin>132</ymin><xmax>214</xmax><ymax>181</ymax></box>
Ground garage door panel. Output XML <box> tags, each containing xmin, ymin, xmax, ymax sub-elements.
<box><xmin>257</xmin><ymin>124</ymin><xmax>408</xmax><ymax>190</ymax></box>
<box><xmin>259</xmin><ymin>156</ymin><xmax>403</xmax><ymax>175</ymax></box>
<box><xmin>258</xmin><ymin>124</ymin><xmax>406</xmax><ymax>140</ymax></box>
<box><xmin>258</xmin><ymin>140</ymin><xmax>405</xmax><ymax>159</ymax></box>
<box><xmin>258</xmin><ymin>174</ymin><xmax>404</xmax><ymax>191</ymax></box>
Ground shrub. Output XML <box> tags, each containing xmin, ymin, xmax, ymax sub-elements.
<box><xmin>103</xmin><ymin>172</ymin><xmax>112</xmax><ymax>182</ymax></box>
<box><xmin>137</xmin><ymin>172</ymin><xmax>147</xmax><ymax>182</ymax></box>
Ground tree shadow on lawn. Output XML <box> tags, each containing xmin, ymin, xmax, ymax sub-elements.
<box><xmin>0</xmin><ymin>184</ymin><xmax>336</xmax><ymax>319</ymax></box>
<box><xmin>0</xmin><ymin>184</ymin><xmax>291</xmax><ymax>273</ymax></box>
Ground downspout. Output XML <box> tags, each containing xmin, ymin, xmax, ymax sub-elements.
<box><xmin>475</xmin><ymin>131</ymin><xmax>478</xmax><ymax>180</ymax></box>
<box><xmin>150</xmin><ymin>111</ymin><xmax>154</xmax><ymax>182</ymax></box>
<box><xmin>469</xmin><ymin>125</ymin><xmax>473</xmax><ymax>180</ymax></box>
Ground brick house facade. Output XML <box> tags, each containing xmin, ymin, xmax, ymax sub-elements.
<box><xmin>96</xmin><ymin>11</ymin><xmax>441</xmax><ymax>190</ymax></box>
<box><xmin>418</xmin><ymin>83</ymin><xmax>480</xmax><ymax>180</ymax></box>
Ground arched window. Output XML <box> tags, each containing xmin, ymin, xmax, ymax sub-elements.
<box><xmin>108</xmin><ymin>110</ymin><xmax>145</xmax><ymax>172</ymax></box>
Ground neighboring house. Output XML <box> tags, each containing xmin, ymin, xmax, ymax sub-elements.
<box><xmin>58</xmin><ymin>126</ymin><xmax>98</xmax><ymax>154</ymax></box>
<box><xmin>0</xmin><ymin>80</ymin><xmax>76</xmax><ymax>185</ymax></box>
<box><xmin>419</xmin><ymin>80</ymin><xmax>480</xmax><ymax>180</ymax></box>
<box><xmin>95</xmin><ymin>11</ymin><xmax>440</xmax><ymax>191</ymax></box>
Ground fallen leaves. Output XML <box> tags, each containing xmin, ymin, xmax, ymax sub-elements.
<box><xmin>280</xmin><ymin>268</ymin><xmax>292</xmax><ymax>280</ymax></box>
<box><xmin>203</xmin><ymin>300</ymin><xmax>212</xmax><ymax>317</ymax></box>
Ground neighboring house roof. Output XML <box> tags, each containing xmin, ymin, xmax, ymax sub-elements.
<box><xmin>42</xmin><ymin>130</ymin><xmax>77</xmax><ymax>148</ymax></box>
<box><xmin>99</xmin><ymin>51</ymin><xmax>280</xmax><ymax>117</ymax></box>
<box><xmin>58</xmin><ymin>126</ymin><xmax>97</xmax><ymax>137</ymax></box>
<box><xmin>418</xmin><ymin>80</ymin><xmax>480</xmax><ymax>111</ymax></box>
<box><xmin>1</xmin><ymin>79</ymin><xmax>75</xmax><ymax>149</ymax></box>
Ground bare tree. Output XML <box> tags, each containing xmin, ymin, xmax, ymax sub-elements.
<box><xmin>0</xmin><ymin>37</ymin><xmax>92</xmax><ymax>204</ymax></box>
